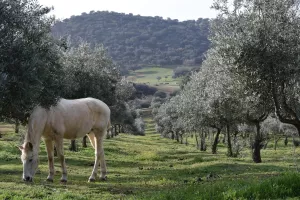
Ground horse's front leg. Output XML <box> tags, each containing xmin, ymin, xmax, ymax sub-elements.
<box><xmin>55</xmin><ymin>138</ymin><xmax>68</xmax><ymax>183</ymax></box>
<box><xmin>44</xmin><ymin>139</ymin><xmax>54</xmax><ymax>182</ymax></box>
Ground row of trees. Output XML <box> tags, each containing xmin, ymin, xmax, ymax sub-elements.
<box><xmin>0</xmin><ymin>0</ymin><xmax>144</xmax><ymax>137</ymax></box>
<box><xmin>153</xmin><ymin>0</ymin><xmax>300</xmax><ymax>163</ymax></box>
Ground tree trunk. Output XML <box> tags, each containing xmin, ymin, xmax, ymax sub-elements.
<box><xmin>226</xmin><ymin>124</ymin><xmax>233</xmax><ymax>157</ymax></box>
<box><xmin>180</xmin><ymin>134</ymin><xmax>183</xmax><ymax>144</ymax></box>
<box><xmin>110</xmin><ymin>126</ymin><xmax>114</xmax><ymax>137</ymax></box>
<box><xmin>121</xmin><ymin>125</ymin><xmax>124</xmax><ymax>134</ymax></box>
<box><xmin>110</xmin><ymin>128</ymin><xmax>114</xmax><ymax>138</ymax></box>
<box><xmin>274</xmin><ymin>139</ymin><xmax>278</xmax><ymax>151</ymax></box>
<box><xmin>15</xmin><ymin>119</ymin><xmax>20</xmax><ymax>134</ymax></box>
<box><xmin>175</xmin><ymin>131</ymin><xmax>180</xmax><ymax>143</ymax></box>
<box><xmin>82</xmin><ymin>136</ymin><xmax>88</xmax><ymax>148</ymax></box>
<box><xmin>252</xmin><ymin>123</ymin><xmax>262</xmax><ymax>163</ymax></box>
<box><xmin>200</xmin><ymin>130</ymin><xmax>206</xmax><ymax>151</ymax></box>
<box><xmin>195</xmin><ymin>134</ymin><xmax>199</xmax><ymax>149</ymax></box>
<box><xmin>274</xmin><ymin>136</ymin><xmax>280</xmax><ymax>151</ymax></box>
<box><xmin>296</xmin><ymin>125</ymin><xmax>300</xmax><ymax>137</ymax></box>
<box><xmin>284</xmin><ymin>136</ymin><xmax>288</xmax><ymax>146</ymax></box>
<box><xmin>263</xmin><ymin>139</ymin><xmax>269</xmax><ymax>149</ymax></box>
<box><xmin>115</xmin><ymin>124</ymin><xmax>118</xmax><ymax>135</ymax></box>
<box><xmin>54</xmin><ymin>145</ymin><xmax>57</xmax><ymax>156</ymax></box>
<box><xmin>70</xmin><ymin>140</ymin><xmax>77</xmax><ymax>152</ymax></box>
<box><xmin>171</xmin><ymin>131</ymin><xmax>175</xmax><ymax>140</ymax></box>
<box><xmin>212</xmin><ymin>128</ymin><xmax>221</xmax><ymax>154</ymax></box>
<box><xmin>273</xmin><ymin>86</ymin><xmax>300</xmax><ymax>137</ymax></box>
<box><xmin>222</xmin><ymin>132</ymin><xmax>226</xmax><ymax>143</ymax></box>
<box><xmin>185</xmin><ymin>137</ymin><xmax>188</xmax><ymax>146</ymax></box>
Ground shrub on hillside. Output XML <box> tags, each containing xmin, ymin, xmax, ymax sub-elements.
<box><xmin>151</xmin><ymin>97</ymin><xmax>166</xmax><ymax>105</ymax></box>
<box><xmin>141</xmin><ymin>102</ymin><xmax>151</xmax><ymax>108</ymax></box>
<box><xmin>133</xmin><ymin>83</ymin><xmax>157</xmax><ymax>97</ymax></box>
<box><xmin>128</xmin><ymin>65</ymin><xmax>143</xmax><ymax>71</ymax></box>
<box><xmin>154</xmin><ymin>91</ymin><xmax>167</xmax><ymax>99</ymax></box>
<box><xmin>170</xmin><ymin>90</ymin><xmax>179</xmax><ymax>97</ymax></box>
<box><xmin>131</xmin><ymin>97</ymin><xmax>152</xmax><ymax>109</ymax></box>
<box><xmin>120</xmin><ymin>67</ymin><xmax>129</xmax><ymax>76</ymax></box>
<box><xmin>172</xmin><ymin>66</ymin><xmax>191</xmax><ymax>78</ymax></box>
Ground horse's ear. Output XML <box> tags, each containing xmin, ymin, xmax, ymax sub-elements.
<box><xmin>18</xmin><ymin>145</ymin><xmax>24</xmax><ymax>151</ymax></box>
<box><xmin>25</xmin><ymin>142</ymin><xmax>33</xmax><ymax>151</ymax></box>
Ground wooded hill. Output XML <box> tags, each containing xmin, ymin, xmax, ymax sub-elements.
<box><xmin>52</xmin><ymin>11</ymin><xmax>210</xmax><ymax>69</ymax></box>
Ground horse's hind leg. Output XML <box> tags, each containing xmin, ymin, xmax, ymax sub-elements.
<box><xmin>98</xmin><ymin>133</ymin><xmax>107</xmax><ymax>181</ymax></box>
<box><xmin>88</xmin><ymin>129</ymin><xmax>107</xmax><ymax>182</ymax></box>
<box><xmin>55</xmin><ymin>137</ymin><xmax>68</xmax><ymax>183</ymax></box>
<box><xmin>87</xmin><ymin>132</ymin><xmax>96</xmax><ymax>149</ymax></box>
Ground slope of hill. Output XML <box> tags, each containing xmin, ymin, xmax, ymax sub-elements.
<box><xmin>52</xmin><ymin>11</ymin><xmax>210</xmax><ymax>69</ymax></box>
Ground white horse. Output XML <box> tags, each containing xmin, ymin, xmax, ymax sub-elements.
<box><xmin>19</xmin><ymin>98</ymin><xmax>111</xmax><ymax>183</ymax></box>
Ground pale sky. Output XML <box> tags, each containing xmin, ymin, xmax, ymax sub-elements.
<box><xmin>38</xmin><ymin>0</ymin><xmax>217</xmax><ymax>21</ymax></box>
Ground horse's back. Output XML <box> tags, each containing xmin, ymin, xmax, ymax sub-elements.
<box><xmin>44</xmin><ymin>98</ymin><xmax>110</xmax><ymax>139</ymax></box>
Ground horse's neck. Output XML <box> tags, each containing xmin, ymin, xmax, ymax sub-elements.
<box><xmin>25</xmin><ymin>133</ymin><xmax>41</xmax><ymax>147</ymax></box>
<box><xmin>25</xmin><ymin>130</ymin><xmax>42</xmax><ymax>153</ymax></box>
<box><xmin>25</xmin><ymin>111</ymin><xmax>47</xmax><ymax>152</ymax></box>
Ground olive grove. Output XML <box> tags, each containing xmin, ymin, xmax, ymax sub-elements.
<box><xmin>153</xmin><ymin>0</ymin><xmax>300</xmax><ymax>163</ymax></box>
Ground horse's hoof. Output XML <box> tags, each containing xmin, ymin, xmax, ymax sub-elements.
<box><xmin>88</xmin><ymin>178</ymin><xmax>96</xmax><ymax>182</ymax></box>
<box><xmin>60</xmin><ymin>179</ymin><xmax>67</xmax><ymax>184</ymax></box>
<box><xmin>46</xmin><ymin>178</ymin><xmax>53</xmax><ymax>183</ymax></box>
<box><xmin>100</xmin><ymin>176</ymin><xmax>107</xmax><ymax>181</ymax></box>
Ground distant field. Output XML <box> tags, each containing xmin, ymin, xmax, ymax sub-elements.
<box><xmin>126</xmin><ymin>67</ymin><xmax>182</xmax><ymax>93</ymax></box>
<box><xmin>127</xmin><ymin>67</ymin><xmax>180</xmax><ymax>85</ymax></box>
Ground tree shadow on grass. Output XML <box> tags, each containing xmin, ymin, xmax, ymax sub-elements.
<box><xmin>136</xmin><ymin>71</ymin><xmax>158</xmax><ymax>75</ymax></box>
<box><xmin>64</xmin><ymin>161</ymin><xmax>292</xmax><ymax>196</ymax></box>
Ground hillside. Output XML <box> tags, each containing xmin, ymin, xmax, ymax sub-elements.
<box><xmin>52</xmin><ymin>11</ymin><xmax>210</xmax><ymax>69</ymax></box>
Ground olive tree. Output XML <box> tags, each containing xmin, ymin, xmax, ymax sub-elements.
<box><xmin>62</xmin><ymin>41</ymin><xmax>119</xmax><ymax>105</ymax></box>
<box><xmin>154</xmin><ymin>99</ymin><xmax>176</xmax><ymax>140</ymax></box>
<box><xmin>110</xmin><ymin>78</ymin><xmax>136</xmax><ymax>136</ymax></box>
<box><xmin>212</xmin><ymin>0</ymin><xmax>300</xmax><ymax>135</ymax></box>
<box><xmin>0</xmin><ymin>0</ymin><xmax>64</xmax><ymax>123</ymax></box>
<box><xmin>242</xmin><ymin>95</ymin><xmax>271</xmax><ymax>162</ymax></box>
<box><xmin>176</xmin><ymin>48</ymin><xmax>243</xmax><ymax>156</ymax></box>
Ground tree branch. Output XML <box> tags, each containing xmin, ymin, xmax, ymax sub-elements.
<box><xmin>272</xmin><ymin>81</ymin><xmax>299</xmax><ymax>125</ymax></box>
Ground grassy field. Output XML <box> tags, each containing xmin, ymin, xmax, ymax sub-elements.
<box><xmin>1</xmin><ymin>120</ymin><xmax>300</xmax><ymax>199</ymax></box>
<box><xmin>126</xmin><ymin>67</ymin><xmax>182</xmax><ymax>93</ymax></box>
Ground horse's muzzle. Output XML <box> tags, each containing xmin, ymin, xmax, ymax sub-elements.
<box><xmin>23</xmin><ymin>176</ymin><xmax>33</xmax><ymax>182</ymax></box>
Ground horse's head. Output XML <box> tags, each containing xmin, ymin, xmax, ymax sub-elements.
<box><xmin>19</xmin><ymin>142</ymin><xmax>38</xmax><ymax>182</ymax></box>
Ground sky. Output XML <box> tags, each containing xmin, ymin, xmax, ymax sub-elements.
<box><xmin>38</xmin><ymin>0</ymin><xmax>217</xmax><ymax>21</ymax></box>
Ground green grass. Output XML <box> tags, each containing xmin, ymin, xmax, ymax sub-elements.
<box><xmin>126</xmin><ymin>67</ymin><xmax>182</xmax><ymax>93</ymax></box>
<box><xmin>1</xmin><ymin>121</ymin><xmax>300</xmax><ymax>199</ymax></box>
